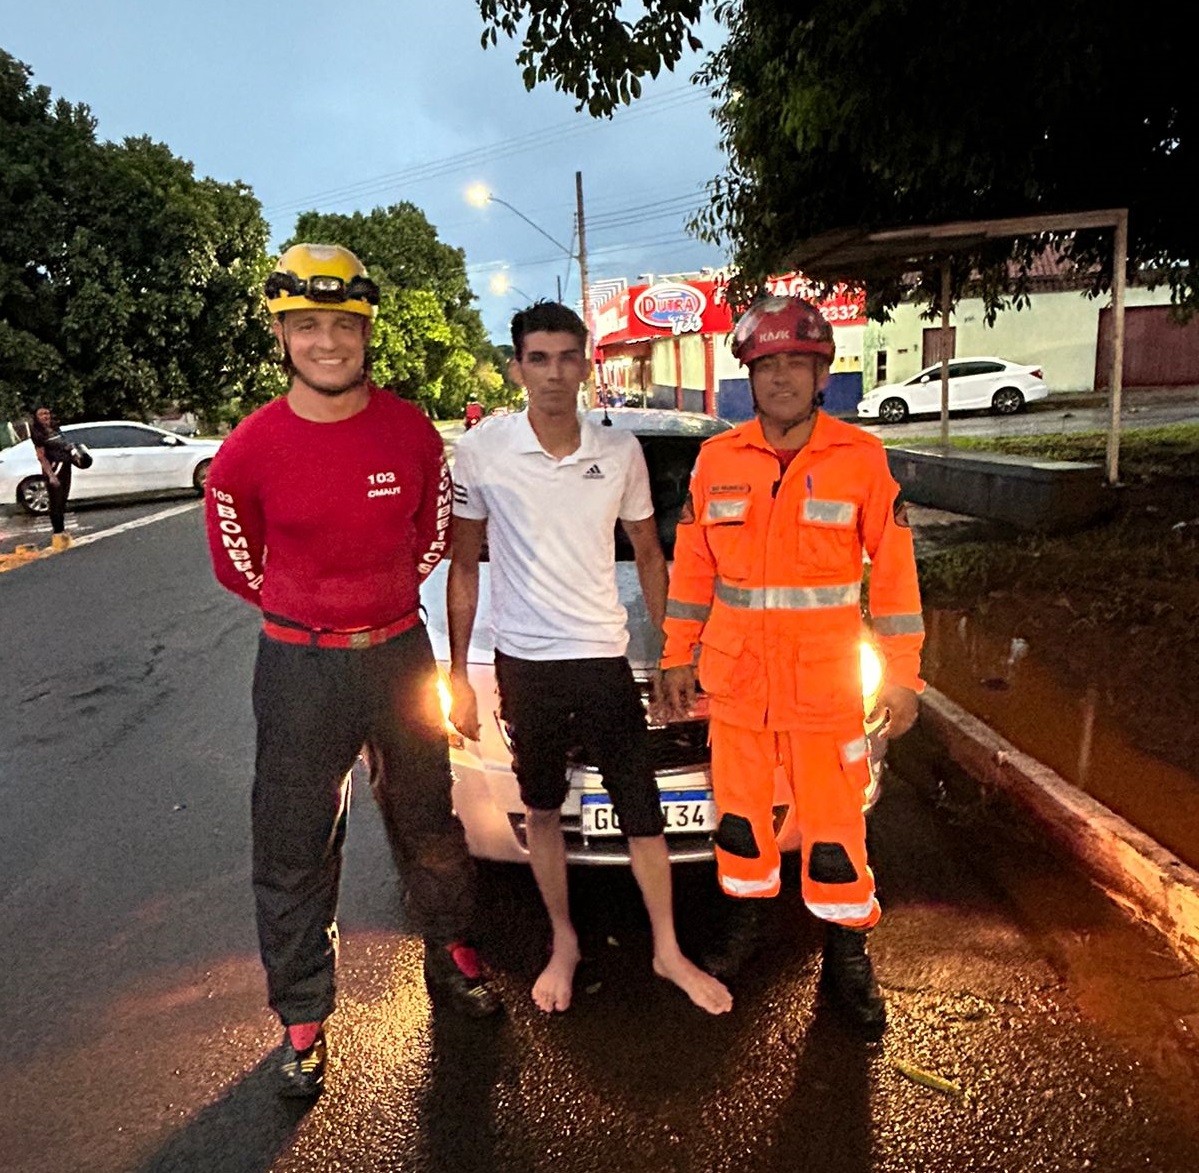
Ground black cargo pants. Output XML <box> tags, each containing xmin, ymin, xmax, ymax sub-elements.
<box><xmin>47</xmin><ymin>461</ymin><xmax>72</xmax><ymax>534</ymax></box>
<box><xmin>251</xmin><ymin>622</ymin><xmax>475</xmax><ymax>1026</ymax></box>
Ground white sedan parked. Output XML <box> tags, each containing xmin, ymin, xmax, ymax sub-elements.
<box><xmin>857</xmin><ymin>357</ymin><xmax>1049</xmax><ymax>424</ymax></box>
<box><xmin>0</xmin><ymin>421</ymin><xmax>222</xmax><ymax>515</ymax></box>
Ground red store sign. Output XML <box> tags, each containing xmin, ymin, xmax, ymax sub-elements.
<box><xmin>596</xmin><ymin>275</ymin><xmax>865</xmax><ymax>348</ymax></box>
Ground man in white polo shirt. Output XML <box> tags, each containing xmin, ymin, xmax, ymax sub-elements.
<box><xmin>446</xmin><ymin>301</ymin><xmax>732</xmax><ymax>1017</ymax></box>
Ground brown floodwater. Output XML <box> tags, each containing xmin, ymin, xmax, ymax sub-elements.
<box><xmin>922</xmin><ymin>607</ymin><xmax>1199</xmax><ymax>873</ymax></box>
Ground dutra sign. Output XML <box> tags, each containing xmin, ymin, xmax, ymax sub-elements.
<box><xmin>597</xmin><ymin>275</ymin><xmax>865</xmax><ymax>348</ymax></box>
<box><xmin>632</xmin><ymin>282</ymin><xmax>709</xmax><ymax>335</ymax></box>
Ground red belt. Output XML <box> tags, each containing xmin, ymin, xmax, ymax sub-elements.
<box><xmin>262</xmin><ymin>611</ymin><xmax>421</xmax><ymax>650</ymax></box>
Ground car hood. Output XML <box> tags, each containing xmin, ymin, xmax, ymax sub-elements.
<box><xmin>421</xmin><ymin>561</ymin><xmax>662</xmax><ymax>672</ymax></box>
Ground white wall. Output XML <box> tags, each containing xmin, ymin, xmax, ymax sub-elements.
<box><xmin>869</xmin><ymin>286</ymin><xmax>1172</xmax><ymax>393</ymax></box>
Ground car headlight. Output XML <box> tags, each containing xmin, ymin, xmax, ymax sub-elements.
<box><xmin>434</xmin><ymin>668</ymin><xmax>465</xmax><ymax>748</ymax></box>
<box><xmin>859</xmin><ymin>639</ymin><xmax>885</xmax><ymax>715</ymax></box>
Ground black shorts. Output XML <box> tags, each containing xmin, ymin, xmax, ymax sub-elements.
<box><xmin>494</xmin><ymin>651</ymin><xmax>666</xmax><ymax>838</ymax></box>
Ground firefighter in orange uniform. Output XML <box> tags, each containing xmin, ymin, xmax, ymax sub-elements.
<box><xmin>659</xmin><ymin>296</ymin><xmax>924</xmax><ymax>1036</ymax></box>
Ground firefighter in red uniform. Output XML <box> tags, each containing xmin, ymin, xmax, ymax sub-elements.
<box><xmin>206</xmin><ymin>244</ymin><xmax>499</xmax><ymax>1099</ymax></box>
<box><xmin>659</xmin><ymin>296</ymin><xmax>924</xmax><ymax>1036</ymax></box>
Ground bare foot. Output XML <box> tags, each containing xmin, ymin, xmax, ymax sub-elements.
<box><xmin>532</xmin><ymin>937</ymin><xmax>581</xmax><ymax>1013</ymax></box>
<box><xmin>653</xmin><ymin>950</ymin><xmax>734</xmax><ymax>1015</ymax></box>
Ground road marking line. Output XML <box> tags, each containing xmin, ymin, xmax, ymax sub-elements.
<box><xmin>1</xmin><ymin>501</ymin><xmax>201</xmax><ymax>573</ymax></box>
<box><xmin>69</xmin><ymin>501</ymin><xmax>201</xmax><ymax>547</ymax></box>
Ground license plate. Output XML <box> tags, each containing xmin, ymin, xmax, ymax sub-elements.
<box><xmin>580</xmin><ymin>789</ymin><xmax>714</xmax><ymax>837</ymax></box>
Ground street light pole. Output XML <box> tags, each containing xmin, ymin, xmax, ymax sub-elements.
<box><xmin>483</xmin><ymin>193</ymin><xmax>575</xmax><ymax>260</ymax></box>
<box><xmin>466</xmin><ymin>180</ymin><xmax>586</xmax><ymax>310</ymax></box>
<box><xmin>575</xmin><ymin>171</ymin><xmax>590</xmax><ymax>334</ymax></box>
<box><xmin>488</xmin><ymin>272</ymin><xmax>534</xmax><ymax>303</ymax></box>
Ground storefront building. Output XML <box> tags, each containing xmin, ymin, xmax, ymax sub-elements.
<box><xmin>591</xmin><ymin>273</ymin><xmax>867</xmax><ymax>420</ymax></box>
<box><xmin>592</xmin><ymin>261</ymin><xmax>1199</xmax><ymax>415</ymax></box>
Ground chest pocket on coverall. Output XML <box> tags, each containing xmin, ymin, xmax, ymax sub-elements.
<box><xmin>701</xmin><ymin>494</ymin><xmax>753</xmax><ymax>581</ymax></box>
<box><xmin>794</xmin><ymin>496</ymin><xmax>859</xmax><ymax>575</ymax></box>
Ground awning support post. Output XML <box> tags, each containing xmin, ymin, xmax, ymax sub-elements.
<box><xmin>1106</xmin><ymin>210</ymin><xmax>1128</xmax><ymax>485</ymax></box>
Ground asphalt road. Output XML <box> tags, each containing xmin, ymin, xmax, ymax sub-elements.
<box><xmin>0</xmin><ymin>492</ymin><xmax>201</xmax><ymax>557</ymax></box>
<box><xmin>1</xmin><ymin>504</ymin><xmax>1198</xmax><ymax>1172</ymax></box>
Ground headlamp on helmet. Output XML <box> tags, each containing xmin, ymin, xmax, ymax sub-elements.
<box><xmin>265</xmin><ymin>243</ymin><xmax>379</xmax><ymax>319</ymax></box>
<box><xmin>731</xmin><ymin>295</ymin><xmax>835</xmax><ymax>367</ymax></box>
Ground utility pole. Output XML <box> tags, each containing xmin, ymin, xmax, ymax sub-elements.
<box><xmin>575</xmin><ymin>170</ymin><xmax>590</xmax><ymax>337</ymax></box>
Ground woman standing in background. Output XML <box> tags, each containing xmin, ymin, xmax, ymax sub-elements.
<box><xmin>30</xmin><ymin>405</ymin><xmax>74</xmax><ymax>550</ymax></box>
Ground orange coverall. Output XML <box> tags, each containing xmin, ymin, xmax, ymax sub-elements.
<box><xmin>661</xmin><ymin>413</ymin><xmax>924</xmax><ymax>928</ymax></box>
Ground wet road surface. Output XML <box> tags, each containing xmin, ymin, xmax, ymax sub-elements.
<box><xmin>2</xmin><ymin>507</ymin><xmax>1198</xmax><ymax>1171</ymax></box>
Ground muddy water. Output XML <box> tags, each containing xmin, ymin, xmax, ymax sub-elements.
<box><xmin>922</xmin><ymin>607</ymin><xmax>1199</xmax><ymax>872</ymax></box>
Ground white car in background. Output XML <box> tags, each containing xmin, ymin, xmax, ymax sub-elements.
<box><xmin>0</xmin><ymin>421</ymin><xmax>221</xmax><ymax>515</ymax></box>
<box><xmin>422</xmin><ymin>408</ymin><xmax>889</xmax><ymax>866</ymax></box>
<box><xmin>857</xmin><ymin>357</ymin><xmax>1049</xmax><ymax>424</ymax></box>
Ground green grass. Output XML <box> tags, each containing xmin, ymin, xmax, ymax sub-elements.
<box><xmin>913</xmin><ymin>423</ymin><xmax>1198</xmax><ymax>615</ymax></box>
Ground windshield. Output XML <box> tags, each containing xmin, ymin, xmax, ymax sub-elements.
<box><xmin>615</xmin><ymin>435</ymin><xmax>700</xmax><ymax>561</ymax></box>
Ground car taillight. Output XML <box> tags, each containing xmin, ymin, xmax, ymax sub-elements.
<box><xmin>1030</xmin><ymin>368</ymin><xmax>1043</xmax><ymax>379</ymax></box>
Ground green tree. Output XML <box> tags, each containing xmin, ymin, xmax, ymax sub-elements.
<box><xmin>1</xmin><ymin>50</ymin><xmax>275</xmax><ymax>428</ymax></box>
<box><xmin>288</xmin><ymin>205</ymin><xmax>503</xmax><ymax>416</ymax></box>
<box><xmin>0</xmin><ymin>51</ymin><xmax>95</xmax><ymax>421</ymax></box>
<box><xmin>475</xmin><ymin>2</ymin><xmax>1199</xmax><ymax>316</ymax></box>
<box><xmin>60</xmin><ymin>136</ymin><xmax>276</xmax><ymax>423</ymax></box>
<box><xmin>477</xmin><ymin>0</ymin><xmax>703</xmax><ymax>114</ymax></box>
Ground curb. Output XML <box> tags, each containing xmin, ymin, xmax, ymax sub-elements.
<box><xmin>919</xmin><ymin>686</ymin><xmax>1199</xmax><ymax>971</ymax></box>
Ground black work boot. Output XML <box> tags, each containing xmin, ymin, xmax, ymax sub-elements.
<box><xmin>424</xmin><ymin>940</ymin><xmax>502</xmax><ymax>1018</ymax></box>
<box><xmin>701</xmin><ymin>897</ymin><xmax>769</xmax><ymax>983</ymax></box>
<box><xmin>278</xmin><ymin>1029</ymin><xmax>327</xmax><ymax>1099</ymax></box>
<box><xmin>819</xmin><ymin>923</ymin><xmax>887</xmax><ymax>1038</ymax></box>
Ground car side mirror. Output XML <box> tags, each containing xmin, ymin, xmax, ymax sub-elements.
<box><xmin>161</xmin><ymin>435</ymin><xmax>182</xmax><ymax>446</ymax></box>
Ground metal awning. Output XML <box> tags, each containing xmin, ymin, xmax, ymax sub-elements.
<box><xmin>787</xmin><ymin>209</ymin><xmax>1129</xmax><ymax>483</ymax></box>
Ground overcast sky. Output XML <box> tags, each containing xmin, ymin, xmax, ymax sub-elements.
<box><xmin>2</xmin><ymin>0</ymin><xmax>729</xmax><ymax>341</ymax></box>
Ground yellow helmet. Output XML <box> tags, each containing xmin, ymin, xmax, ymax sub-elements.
<box><xmin>265</xmin><ymin>243</ymin><xmax>379</xmax><ymax>319</ymax></box>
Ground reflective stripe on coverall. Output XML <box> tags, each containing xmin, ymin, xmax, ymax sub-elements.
<box><xmin>661</xmin><ymin>413</ymin><xmax>924</xmax><ymax>926</ymax></box>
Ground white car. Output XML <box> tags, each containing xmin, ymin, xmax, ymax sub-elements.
<box><xmin>421</xmin><ymin>408</ymin><xmax>888</xmax><ymax>865</ymax></box>
<box><xmin>0</xmin><ymin>421</ymin><xmax>222</xmax><ymax>515</ymax></box>
<box><xmin>857</xmin><ymin>357</ymin><xmax>1049</xmax><ymax>424</ymax></box>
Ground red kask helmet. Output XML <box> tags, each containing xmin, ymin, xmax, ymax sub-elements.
<box><xmin>731</xmin><ymin>295</ymin><xmax>835</xmax><ymax>366</ymax></box>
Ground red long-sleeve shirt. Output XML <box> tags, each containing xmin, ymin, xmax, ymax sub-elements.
<box><xmin>205</xmin><ymin>385</ymin><xmax>450</xmax><ymax>631</ymax></box>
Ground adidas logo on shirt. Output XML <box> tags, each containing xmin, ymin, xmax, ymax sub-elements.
<box><xmin>583</xmin><ymin>464</ymin><xmax>604</xmax><ymax>479</ymax></box>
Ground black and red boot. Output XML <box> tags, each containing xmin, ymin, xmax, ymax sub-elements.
<box><xmin>278</xmin><ymin>1024</ymin><xmax>327</xmax><ymax>1098</ymax></box>
<box><xmin>423</xmin><ymin>940</ymin><xmax>501</xmax><ymax>1018</ymax></box>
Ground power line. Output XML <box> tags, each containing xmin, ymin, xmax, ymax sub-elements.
<box><xmin>434</xmin><ymin>182</ymin><xmax>712</xmax><ymax>242</ymax></box>
<box><xmin>585</xmin><ymin>188</ymin><xmax>711</xmax><ymax>228</ymax></box>
<box><xmin>587</xmin><ymin>202</ymin><xmax>710</xmax><ymax>235</ymax></box>
<box><xmin>263</xmin><ymin>87</ymin><xmax>711</xmax><ymax>218</ymax></box>
<box><xmin>468</xmin><ymin>229</ymin><xmax>722</xmax><ymax>274</ymax></box>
